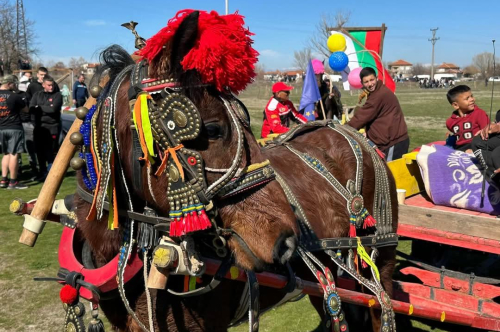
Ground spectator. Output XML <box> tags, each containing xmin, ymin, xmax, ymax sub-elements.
<box><xmin>18</xmin><ymin>72</ymin><xmax>32</xmax><ymax>93</ymax></box>
<box><xmin>29</xmin><ymin>75</ymin><xmax>62</xmax><ymax>181</ymax></box>
<box><xmin>0</xmin><ymin>58</ymin><xmax>4</xmax><ymax>77</ymax></box>
<box><xmin>26</xmin><ymin>67</ymin><xmax>60</xmax><ymax>104</ymax></box>
<box><xmin>61</xmin><ymin>84</ymin><xmax>70</xmax><ymax>106</ymax></box>
<box><xmin>0</xmin><ymin>75</ymin><xmax>29</xmax><ymax>189</ymax></box>
<box><xmin>445</xmin><ymin>85</ymin><xmax>489</xmax><ymax>152</ymax></box>
<box><xmin>348</xmin><ymin>67</ymin><xmax>409</xmax><ymax>161</ymax></box>
<box><xmin>72</xmin><ymin>74</ymin><xmax>88</xmax><ymax>107</ymax></box>
<box><xmin>261</xmin><ymin>82</ymin><xmax>307</xmax><ymax>138</ymax></box>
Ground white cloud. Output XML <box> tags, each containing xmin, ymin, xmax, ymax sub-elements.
<box><xmin>84</xmin><ymin>20</ymin><xmax>106</xmax><ymax>27</ymax></box>
<box><xmin>259</xmin><ymin>49</ymin><xmax>280</xmax><ymax>57</ymax></box>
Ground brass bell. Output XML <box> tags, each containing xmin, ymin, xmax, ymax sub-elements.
<box><xmin>90</xmin><ymin>85</ymin><xmax>103</xmax><ymax>98</ymax></box>
<box><xmin>69</xmin><ymin>132</ymin><xmax>84</xmax><ymax>146</ymax></box>
<box><xmin>75</xmin><ymin>107</ymin><xmax>89</xmax><ymax>120</ymax></box>
<box><xmin>70</xmin><ymin>157</ymin><xmax>85</xmax><ymax>170</ymax></box>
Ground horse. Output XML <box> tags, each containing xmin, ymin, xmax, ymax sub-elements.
<box><xmin>64</xmin><ymin>9</ymin><xmax>398</xmax><ymax>332</ymax></box>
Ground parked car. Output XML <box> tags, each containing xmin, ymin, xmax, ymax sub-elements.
<box><xmin>59</xmin><ymin>112</ymin><xmax>76</xmax><ymax>146</ymax></box>
<box><xmin>488</xmin><ymin>76</ymin><xmax>500</xmax><ymax>82</ymax></box>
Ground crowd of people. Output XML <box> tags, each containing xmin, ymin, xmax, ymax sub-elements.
<box><xmin>0</xmin><ymin>67</ymin><xmax>88</xmax><ymax>189</ymax></box>
<box><xmin>261</xmin><ymin>63</ymin><xmax>410</xmax><ymax>162</ymax></box>
<box><xmin>419</xmin><ymin>78</ymin><xmax>456</xmax><ymax>89</ymax></box>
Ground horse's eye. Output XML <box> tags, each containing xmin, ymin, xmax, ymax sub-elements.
<box><xmin>205</xmin><ymin>123</ymin><xmax>222</xmax><ymax>139</ymax></box>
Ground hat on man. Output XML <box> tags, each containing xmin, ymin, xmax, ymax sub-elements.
<box><xmin>0</xmin><ymin>74</ymin><xmax>18</xmax><ymax>85</ymax></box>
<box><xmin>272</xmin><ymin>82</ymin><xmax>294</xmax><ymax>93</ymax></box>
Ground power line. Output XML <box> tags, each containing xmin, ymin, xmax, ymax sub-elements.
<box><xmin>429</xmin><ymin>27</ymin><xmax>439</xmax><ymax>80</ymax></box>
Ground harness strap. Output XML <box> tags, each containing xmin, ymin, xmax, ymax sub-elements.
<box><xmin>166</xmin><ymin>256</ymin><xmax>232</xmax><ymax>297</ymax></box>
<box><xmin>76</xmin><ymin>184</ymin><xmax>171</xmax><ymax>227</ymax></box>
<box><xmin>246</xmin><ymin>270</ymin><xmax>260</xmax><ymax>332</ymax></box>
<box><xmin>303</xmin><ymin>234</ymin><xmax>399</xmax><ymax>252</ymax></box>
<box><xmin>217</xmin><ymin>164</ymin><xmax>275</xmax><ymax>199</ymax></box>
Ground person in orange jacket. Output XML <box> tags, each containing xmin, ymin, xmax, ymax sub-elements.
<box><xmin>261</xmin><ymin>82</ymin><xmax>307</xmax><ymax>138</ymax></box>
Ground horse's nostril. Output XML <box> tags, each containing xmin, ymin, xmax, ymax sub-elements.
<box><xmin>273</xmin><ymin>233</ymin><xmax>297</xmax><ymax>265</ymax></box>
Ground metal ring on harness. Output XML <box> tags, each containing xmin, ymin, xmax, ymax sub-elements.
<box><xmin>58</xmin><ymin>227</ymin><xmax>143</xmax><ymax>302</ymax></box>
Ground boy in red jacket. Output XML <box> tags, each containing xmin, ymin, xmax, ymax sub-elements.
<box><xmin>446</xmin><ymin>85</ymin><xmax>489</xmax><ymax>152</ymax></box>
<box><xmin>261</xmin><ymin>82</ymin><xmax>307</xmax><ymax>138</ymax></box>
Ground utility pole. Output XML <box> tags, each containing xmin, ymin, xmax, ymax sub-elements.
<box><xmin>429</xmin><ymin>28</ymin><xmax>439</xmax><ymax>81</ymax></box>
<box><xmin>225</xmin><ymin>0</ymin><xmax>228</xmax><ymax>14</ymax></box>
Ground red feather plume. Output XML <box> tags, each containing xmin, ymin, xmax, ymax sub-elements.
<box><xmin>139</xmin><ymin>9</ymin><xmax>259</xmax><ymax>92</ymax></box>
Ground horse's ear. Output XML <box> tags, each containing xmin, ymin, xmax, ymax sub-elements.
<box><xmin>171</xmin><ymin>11</ymin><xmax>199</xmax><ymax>76</ymax></box>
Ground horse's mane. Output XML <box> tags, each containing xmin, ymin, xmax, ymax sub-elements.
<box><xmin>90</xmin><ymin>44</ymin><xmax>135</xmax><ymax>98</ymax></box>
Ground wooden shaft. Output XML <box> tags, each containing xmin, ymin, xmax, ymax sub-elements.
<box><xmin>19</xmin><ymin>93</ymin><xmax>100</xmax><ymax>246</ymax></box>
<box><xmin>147</xmin><ymin>265</ymin><xmax>170</xmax><ymax>290</ymax></box>
<box><xmin>19</xmin><ymin>117</ymin><xmax>82</xmax><ymax>246</ymax></box>
<box><xmin>319</xmin><ymin>99</ymin><xmax>326</xmax><ymax>120</ymax></box>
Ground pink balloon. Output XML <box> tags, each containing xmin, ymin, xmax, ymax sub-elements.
<box><xmin>348</xmin><ymin>67</ymin><xmax>363</xmax><ymax>89</ymax></box>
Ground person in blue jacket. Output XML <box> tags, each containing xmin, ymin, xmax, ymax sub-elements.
<box><xmin>72</xmin><ymin>74</ymin><xmax>88</xmax><ymax>107</ymax></box>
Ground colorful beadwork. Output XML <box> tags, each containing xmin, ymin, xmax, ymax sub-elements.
<box><xmin>79</xmin><ymin>105</ymin><xmax>98</xmax><ymax>190</ymax></box>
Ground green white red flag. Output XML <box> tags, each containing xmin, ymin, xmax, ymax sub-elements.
<box><xmin>331</xmin><ymin>28</ymin><xmax>396</xmax><ymax>92</ymax></box>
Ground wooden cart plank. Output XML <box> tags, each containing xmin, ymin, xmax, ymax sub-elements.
<box><xmin>399</xmin><ymin>204</ymin><xmax>500</xmax><ymax>242</ymax></box>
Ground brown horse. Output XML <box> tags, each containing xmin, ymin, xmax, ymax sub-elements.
<box><xmin>70</xmin><ymin>10</ymin><xmax>397</xmax><ymax>332</ymax></box>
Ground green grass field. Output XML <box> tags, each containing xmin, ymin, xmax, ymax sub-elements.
<box><xmin>1</xmin><ymin>80</ymin><xmax>498</xmax><ymax>331</ymax></box>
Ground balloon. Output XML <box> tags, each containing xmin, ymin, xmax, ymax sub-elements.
<box><xmin>327</xmin><ymin>34</ymin><xmax>346</xmax><ymax>52</ymax></box>
<box><xmin>348</xmin><ymin>67</ymin><xmax>363</xmax><ymax>89</ymax></box>
<box><xmin>328</xmin><ymin>52</ymin><xmax>349</xmax><ymax>72</ymax></box>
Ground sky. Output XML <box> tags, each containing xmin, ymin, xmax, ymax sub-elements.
<box><xmin>24</xmin><ymin>0</ymin><xmax>500</xmax><ymax>71</ymax></box>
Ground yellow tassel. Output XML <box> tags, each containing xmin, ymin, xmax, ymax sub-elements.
<box><xmin>356</xmin><ymin>237</ymin><xmax>380</xmax><ymax>281</ymax></box>
<box><xmin>140</xmin><ymin>94</ymin><xmax>156</xmax><ymax>160</ymax></box>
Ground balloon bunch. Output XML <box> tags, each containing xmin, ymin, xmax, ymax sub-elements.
<box><xmin>327</xmin><ymin>33</ymin><xmax>363</xmax><ymax>89</ymax></box>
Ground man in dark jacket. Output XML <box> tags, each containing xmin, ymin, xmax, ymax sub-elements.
<box><xmin>29</xmin><ymin>75</ymin><xmax>62</xmax><ymax>180</ymax></box>
<box><xmin>26</xmin><ymin>67</ymin><xmax>60</xmax><ymax>104</ymax></box>
<box><xmin>348</xmin><ymin>67</ymin><xmax>409</xmax><ymax>161</ymax></box>
<box><xmin>0</xmin><ymin>75</ymin><xmax>29</xmax><ymax>189</ymax></box>
<box><xmin>72</xmin><ymin>74</ymin><xmax>88</xmax><ymax>107</ymax></box>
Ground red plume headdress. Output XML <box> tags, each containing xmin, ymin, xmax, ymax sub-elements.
<box><xmin>139</xmin><ymin>9</ymin><xmax>259</xmax><ymax>92</ymax></box>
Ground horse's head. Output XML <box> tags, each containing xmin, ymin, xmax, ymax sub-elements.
<box><xmin>88</xmin><ymin>10</ymin><xmax>297</xmax><ymax>271</ymax></box>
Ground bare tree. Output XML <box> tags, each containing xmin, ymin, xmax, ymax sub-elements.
<box><xmin>68</xmin><ymin>56</ymin><xmax>87</xmax><ymax>75</ymax></box>
<box><xmin>462</xmin><ymin>65</ymin><xmax>479</xmax><ymax>78</ymax></box>
<box><xmin>0</xmin><ymin>0</ymin><xmax>37</xmax><ymax>74</ymax></box>
<box><xmin>254</xmin><ymin>63</ymin><xmax>266</xmax><ymax>81</ymax></box>
<box><xmin>410</xmin><ymin>63</ymin><xmax>430</xmax><ymax>76</ymax></box>
<box><xmin>308</xmin><ymin>11</ymin><xmax>351</xmax><ymax>59</ymax></box>
<box><xmin>293</xmin><ymin>48</ymin><xmax>312</xmax><ymax>72</ymax></box>
<box><xmin>472</xmin><ymin>52</ymin><xmax>497</xmax><ymax>82</ymax></box>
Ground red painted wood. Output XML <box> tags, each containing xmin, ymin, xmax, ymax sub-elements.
<box><xmin>397</xmin><ymin>223</ymin><xmax>500</xmax><ymax>254</ymax></box>
<box><xmin>203</xmin><ymin>258</ymin><xmax>500</xmax><ymax>330</ymax></box>
<box><xmin>58</xmin><ymin>227</ymin><xmax>143</xmax><ymax>301</ymax></box>
<box><xmin>400</xmin><ymin>267</ymin><xmax>500</xmax><ymax>299</ymax></box>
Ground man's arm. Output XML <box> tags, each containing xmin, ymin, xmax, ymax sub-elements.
<box><xmin>72</xmin><ymin>82</ymin><xmax>77</xmax><ymax>102</ymax></box>
<box><xmin>288</xmin><ymin>101</ymin><xmax>307</xmax><ymax>124</ymax></box>
<box><xmin>347</xmin><ymin>99</ymin><xmax>379</xmax><ymax>130</ymax></box>
<box><xmin>40</xmin><ymin>93</ymin><xmax>63</xmax><ymax>114</ymax></box>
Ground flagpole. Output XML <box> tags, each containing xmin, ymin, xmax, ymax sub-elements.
<box><xmin>319</xmin><ymin>99</ymin><xmax>326</xmax><ymax>120</ymax></box>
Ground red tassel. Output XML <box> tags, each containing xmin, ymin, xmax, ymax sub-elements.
<box><xmin>60</xmin><ymin>285</ymin><xmax>78</xmax><ymax>304</ymax></box>
<box><xmin>361</xmin><ymin>260</ymin><xmax>368</xmax><ymax>269</ymax></box>
<box><xmin>349</xmin><ymin>224</ymin><xmax>356</xmax><ymax>237</ymax></box>
<box><xmin>184</xmin><ymin>212</ymin><xmax>193</xmax><ymax>233</ymax></box>
<box><xmin>363</xmin><ymin>214</ymin><xmax>377</xmax><ymax>229</ymax></box>
<box><xmin>199</xmin><ymin>210</ymin><xmax>212</xmax><ymax>230</ymax></box>
<box><xmin>138</xmin><ymin>10</ymin><xmax>258</xmax><ymax>93</ymax></box>
<box><xmin>191</xmin><ymin>211</ymin><xmax>201</xmax><ymax>230</ymax></box>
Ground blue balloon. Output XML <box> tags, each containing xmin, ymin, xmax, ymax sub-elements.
<box><xmin>329</xmin><ymin>52</ymin><xmax>349</xmax><ymax>72</ymax></box>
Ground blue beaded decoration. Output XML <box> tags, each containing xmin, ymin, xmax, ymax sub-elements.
<box><xmin>79</xmin><ymin>105</ymin><xmax>98</xmax><ymax>190</ymax></box>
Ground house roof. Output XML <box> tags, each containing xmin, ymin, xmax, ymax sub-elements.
<box><xmin>87</xmin><ymin>63</ymin><xmax>99</xmax><ymax>68</ymax></box>
<box><xmin>389</xmin><ymin>59</ymin><xmax>412</xmax><ymax>66</ymax></box>
<box><xmin>438</xmin><ymin>63</ymin><xmax>460</xmax><ymax>69</ymax></box>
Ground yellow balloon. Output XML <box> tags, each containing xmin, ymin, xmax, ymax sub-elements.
<box><xmin>327</xmin><ymin>34</ymin><xmax>347</xmax><ymax>53</ymax></box>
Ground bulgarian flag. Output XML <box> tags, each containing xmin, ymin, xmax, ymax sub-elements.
<box><xmin>331</xmin><ymin>28</ymin><xmax>396</xmax><ymax>92</ymax></box>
